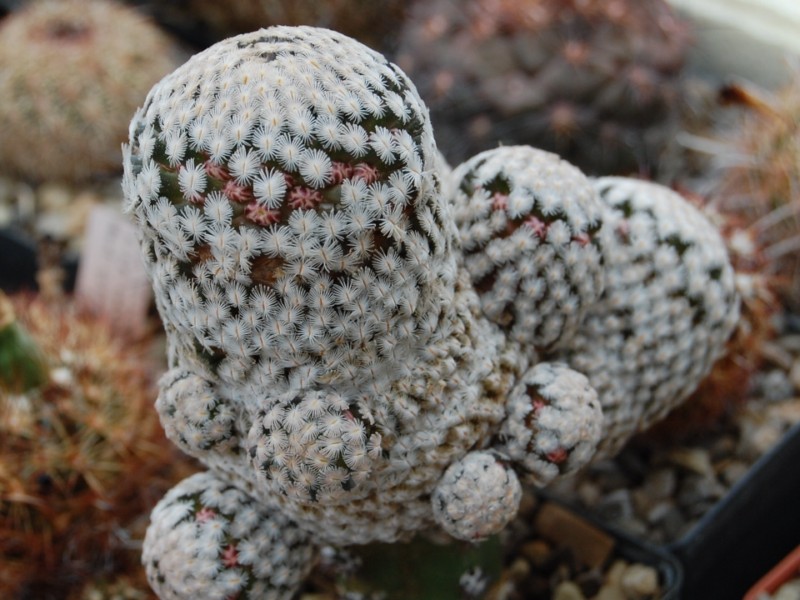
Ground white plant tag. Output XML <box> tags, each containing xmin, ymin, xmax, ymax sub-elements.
<box><xmin>75</xmin><ymin>205</ymin><xmax>151</xmax><ymax>338</ymax></box>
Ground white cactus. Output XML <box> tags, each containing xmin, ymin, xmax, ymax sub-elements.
<box><xmin>123</xmin><ymin>26</ymin><xmax>739</xmax><ymax>599</ymax></box>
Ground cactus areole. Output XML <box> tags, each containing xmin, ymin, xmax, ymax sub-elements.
<box><xmin>123</xmin><ymin>27</ymin><xmax>739</xmax><ymax>599</ymax></box>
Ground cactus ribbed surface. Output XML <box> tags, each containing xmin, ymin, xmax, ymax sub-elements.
<box><xmin>561</xmin><ymin>177</ymin><xmax>740</xmax><ymax>456</ymax></box>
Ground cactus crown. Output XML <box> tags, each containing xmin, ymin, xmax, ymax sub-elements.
<box><xmin>124</xmin><ymin>26</ymin><xmax>458</xmax><ymax>397</ymax></box>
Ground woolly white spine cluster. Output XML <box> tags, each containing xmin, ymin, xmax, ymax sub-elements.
<box><xmin>143</xmin><ymin>472</ymin><xmax>314</xmax><ymax>600</ymax></box>
<box><xmin>562</xmin><ymin>177</ymin><xmax>740</xmax><ymax>456</ymax></box>
<box><xmin>450</xmin><ymin>146</ymin><xmax>604</xmax><ymax>350</ymax></box>
<box><xmin>498</xmin><ymin>362</ymin><xmax>603</xmax><ymax>486</ymax></box>
<box><xmin>123</xmin><ymin>26</ymin><xmax>458</xmax><ymax>400</ymax></box>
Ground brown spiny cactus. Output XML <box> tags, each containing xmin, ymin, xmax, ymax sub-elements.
<box><xmin>0</xmin><ymin>293</ymin><xmax>195</xmax><ymax>598</ymax></box>
<box><xmin>396</xmin><ymin>0</ymin><xmax>691</xmax><ymax>175</ymax></box>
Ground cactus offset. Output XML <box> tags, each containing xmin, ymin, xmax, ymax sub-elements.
<box><xmin>560</xmin><ymin>177</ymin><xmax>740</xmax><ymax>456</ymax></box>
<box><xmin>450</xmin><ymin>146</ymin><xmax>604</xmax><ymax>350</ymax></box>
<box><xmin>122</xmin><ymin>27</ymin><xmax>738</xmax><ymax>599</ymax></box>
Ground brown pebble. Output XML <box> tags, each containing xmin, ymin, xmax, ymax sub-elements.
<box><xmin>534</xmin><ymin>502</ymin><xmax>616</xmax><ymax>569</ymax></box>
<box><xmin>521</xmin><ymin>539</ymin><xmax>553</xmax><ymax>568</ymax></box>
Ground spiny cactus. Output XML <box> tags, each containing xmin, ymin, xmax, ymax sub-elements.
<box><xmin>0</xmin><ymin>293</ymin><xmax>196</xmax><ymax>598</ymax></box>
<box><xmin>560</xmin><ymin>177</ymin><xmax>740</xmax><ymax>456</ymax></box>
<box><xmin>395</xmin><ymin>0</ymin><xmax>690</xmax><ymax>174</ymax></box>
<box><xmin>496</xmin><ymin>361</ymin><xmax>603</xmax><ymax>486</ymax></box>
<box><xmin>0</xmin><ymin>0</ymin><xmax>182</xmax><ymax>182</ymax></box>
<box><xmin>123</xmin><ymin>26</ymin><xmax>738</xmax><ymax>600</ymax></box>
<box><xmin>709</xmin><ymin>76</ymin><xmax>800</xmax><ymax>312</ymax></box>
<box><xmin>645</xmin><ymin>204</ymin><xmax>779</xmax><ymax>438</ymax></box>
<box><xmin>125</xmin><ymin>25</ymin><xmax>457</xmax><ymax>398</ymax></box>
<box><xmin>143</xmin><ymin>472</ymin><xmax>314</xmax><ymax>599</ymax></box>
<box><xmin>450</xmin><ymin>146</ymin><xmax>604</xmax><ymax>350</ymax></box>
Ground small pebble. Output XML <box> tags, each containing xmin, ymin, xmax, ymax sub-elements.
<box><xmin>594</xmin><ymin>585</ymin><xmax>626</xmax><ymax>600</ymax></box>
<box><xmin>595</xmin><ymin>489</ymin><xmax>635</xmax><ymax>523</ymax></box>
<box><xmin>507</xmin><ymin>557</ymin><xmax>531</xmax><ymax>582</ymax></box>
<box><xmin>757</xmin><ymin>369</ymin><xmax>795</xmax><ymax>401</ymax></box>
<box><xmin>552</xmin><ymin>581</ymin><xmax>585</xmax><ymax>600</ymax></box>
<box><xmin>668</xmin><ymin>447</ymin><xmax>714</xmax><ymax>476</ymax></box>
<box><xmin>605</xmin><ymin>560</ymin><xmax>628</xmax><ymax>587</ymax></box>
<box><xmin>720</xmin><ymin>460</ymin><xmax>750</xmax><ymax>486</ymax></box>
<box><xmin>521</xmin><ymin>539</ymin><xmax>552</xmax><ymax>568</ymax></box>
<box><xmin>620</xmin><ymin>564</ymin><xmax>659</xmax><ymax>598</ymax></box>
<box><xmin>742</xmin><ymin>420</ymin><xmax>784</xmax><ymax>456</ymax></box>
<box><xmin>641</xmin><ymin>468</ymin><xmax>677</xmax><ymax>501</ymax></box>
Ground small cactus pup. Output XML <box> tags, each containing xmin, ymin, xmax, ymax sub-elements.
<box><xmin>449</xmin><ymin>145</ymin><xmax>604</xmax><ymax>351</ymax></box>
<box><xmin>0</xmin><ymin>0</ymin><xmax>182</xmax><ymax>182</ymax></box>
<box><xmin>561</xmin><ymin>177</ymin><xmax>740</xmax><ymax>456</ymax></box>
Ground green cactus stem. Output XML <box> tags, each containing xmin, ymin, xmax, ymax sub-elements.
<box><xmin>0</xmin><ymin>291</ymin><xmax>48</xmax><ymax>394</ymax></box>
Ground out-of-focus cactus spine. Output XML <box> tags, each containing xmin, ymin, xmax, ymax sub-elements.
<box><xmin>0</xmin><ymin>294</ymin><xmax>196</xmax><ymax>598</ymax></box>
<box><xmin>710</xmin><ymin>76</ymin><xmax>800</xmax><ymax>311</ymax></box>
<box><xmin>0</xmin><ymin>0</ymin><xmax>182</xmax><ymax>182</ymax></box>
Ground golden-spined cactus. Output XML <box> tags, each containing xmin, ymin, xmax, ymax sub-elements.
<box><xmin>0</xmin><ymin>292</ymin><xmax>196</xmax><ymax>598</ymax></box>
<box><xmin>0</xmin><ymin>0</ymin><xmax>182</xmax><ymax>182</ymax></box>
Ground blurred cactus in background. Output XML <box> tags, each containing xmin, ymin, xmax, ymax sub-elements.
<box><xmin>126</xmin><ymin>0</ymin><xmax>408</xmax><ymax>53</ymax></box>
<box><xmin>396</xmin><ymin>0</ymin><xmax>690</xmax><ymax>175</ymax></box>
<box><xmin>708</xmin><ymin>76</ymin><xmax>800</xmax><ymax>313</ymax></box>
<box><xmin>0</xmin><ymin>0</ymin><xmax>182</xmax><ymax>183</ymax></box>
<box><xmin>0</xmin><ymin>292</ymin><xmax>196</xmax><ymax>598</ymax></box>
